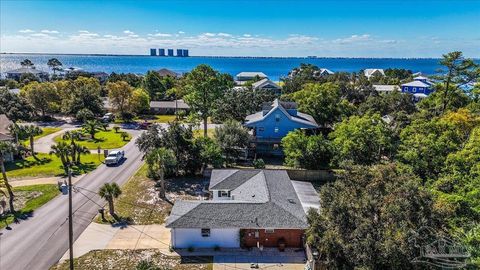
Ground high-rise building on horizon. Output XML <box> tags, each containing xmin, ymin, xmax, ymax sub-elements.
<box><xmin>150</xmin><ymin>48</ymin><xmax>189</xmax><ymax>57</ymax></box>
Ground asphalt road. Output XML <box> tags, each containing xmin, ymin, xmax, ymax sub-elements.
<box><xmin>0</xmin><ymin>131</ymin><xmax>143</xmax><ymax>270</ymax></box>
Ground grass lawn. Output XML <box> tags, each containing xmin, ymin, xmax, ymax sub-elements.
<box><xmin>154</xmin><ymin>114</ymin><xmax>178</xmax><ymax>123</ymax></box>
<box><xmin>96</xmin><ymin>164</ymin><xmax>205</xmax><ymax>225</ymax></box>
<box><xmin>54</xmin><ymin>129</ymin><xmax>131</xmax><ymax>149</ymax></box>
<box><xmin>21</xmin><ymin>127</ymin><xmax>62</xmax><ymax>147</ymax></box>
<box><xmin>193</xmin><ymin>128</ymin><xmax>215</xmax><ymax>138</ymax></box>
<box><xmin>4</xmin><ymin>153</ymin><xmax>104</xmax><ymax>179</ymax></box>
<box><xmin>0</xmin><ymin>184</ymin><xmax>60</xmax><ymax>229</ymax></box>
<box><xmin>34</xmin><ymin>127</ymin><xmax>62</xmax><ymax>140</ymax></box>
<box><xmin>50</xmin><ymin>249</ymin><xmax>213</xmax><ymax>270</ymax></box>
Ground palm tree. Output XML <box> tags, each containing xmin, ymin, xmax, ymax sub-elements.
<box><xmin>83</xmin><ymin>120</ymin><xmax>101</xmax><ymax>140</ymax></box>
<box><xmin>74</xmin><ymin>144</ymin><xmax>90</xmax><ymax>164</ymax></box>
<box><xmin>98</xmin><ymin>183</ymin><xmax>122</xmax><ymax>219</ymax></box>
<box><xmin>0</xmin><ymin>180</ymin><xmax>8</xmax><ymax>214</ymax></box>
<box><xmin>8</xmin><ymin>123</ymin><xmax>22</xmax><ymax>144</ymax></box>
<box><xmin>146</xmin><ymin>147</ymin><xmax>176</xmax><ymax>199</ymax></box>
<box><xmin>22</xmin><ymin>125</ymin><xmax>43</xmax><ymax>159</ymax></box>
<box><xmin>0</xmin><ymin>141</ymin><xmax>16</xmax><ymax>213</ymax></box>
<box><xmin>50</xmin><ymin>141</ymin><xmax>71</xmax><ymax>173</ymax></box>
<box><xmin>62</xmin><ymin>130</ymin><xmax>82</xmax><ymax>162</ymax></box>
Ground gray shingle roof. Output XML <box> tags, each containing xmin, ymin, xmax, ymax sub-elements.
<box><xmin>150</xmin><ymin>99</ymin><xmax>190</xmax><ymax>109</ymax></box>
<box><xmin>252</xmin><ymin>78</ymin><xmax>281</xmax><ymax>90</ymax></box>
<box><xmin>166</xmin><ymin>170</ymin><xmax>309</xmax><ymax>229</ymax></box>
<box><xmin>156</xmin><ymin>68</ymin><xmax>179</xmax><ymax>77</ymax></box>
<box><xmin>244</xmin><ymin>99</ymin><xmax>318</xmax><ymax>128</ymax></box>
<box><xmin>236</xmin><ymin>72</ymin><xmax>267</xmax><ymax>79</ymax></box>
<box><xmin>209</xmin><ymin>169</ymin><xmax>261</xmax><ymax>190</ymax></box>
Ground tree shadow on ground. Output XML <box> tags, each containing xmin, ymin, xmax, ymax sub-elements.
<box><xmin>56</xmin><ymin>162</ymin><xmax>101</xmax><ymax>177</ymax></box>
<box><xmin>5</xmin><ymin>157</ymin><xmax>52</xmax><ymax>170</ymax></box>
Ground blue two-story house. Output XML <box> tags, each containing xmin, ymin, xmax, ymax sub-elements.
<box><xmin>401</xmin><ymin>76</ymin><xmax>434</xmax><ymax>100</ymax></box>
<box><xmin>244</xmin><ymin>99</ymin><xmax>318</xmax><ymax>156</ymax></box>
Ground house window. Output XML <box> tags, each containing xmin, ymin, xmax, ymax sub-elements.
<box><xmin>265</xmin><ymin>229</ymin><xmax>275</xmax><ymax>233</ymax></box>
<box><xmin>218</xmin><ymin>190</ymin><xmax>230</xmax><ymax>197</ymax></box>
<box><xmin>258</xmin><ymin>127</ymin><xmax>264</xmax><ymax>132</ymax></box>
<box><xmin>201</xmin><ymin>228</ymin><xmax>211</xmax><ymax>237</ymax></box>
<box><xmin>274</xmin><ymin>127</ymin><xmax>279</xmax><ymax>133</ymax></box>
<box><xmin>275</xmin><ymin>114</ymin><xmax>280</xmax><ymax>122</ymax></box>
<box><xmin>273</xmin><ymin>144</ymin><xmax>279</xmax><ymax>150</ymax></box>
<box><xmin>413</xmin><ymin>87</ymin><xmax>417</xmax><ymax>92</ymax></box>
<box><xmin>254</xmin><ymin>230</ymin><xmax>259</xmax><ymax>238</ymax></box>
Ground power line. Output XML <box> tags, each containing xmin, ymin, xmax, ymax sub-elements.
<box><xmin>74</xmin><ymin>185</ymin><xmax>256</xmax><ymax>223</ymax></box>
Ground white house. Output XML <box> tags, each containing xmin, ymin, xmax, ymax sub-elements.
<box><xmin>166</xmin><ymin>169</ymin><xmax>320</xmax><ymax>249</ymax></box>
<box><xmin>5</xmin><ymin>67</ymin><xmax>49</xmax><ymax>81</ymax></box>
<box><xmin>315</xmin><ymin>68</ymin><xmax>334</xmax><ymax>77</ymax></box>
<box><xmin>364</xmin><ymin>69</ymin><xmax>385</xmax><ymax>79</ymax></box>
<box><xmin>251</xmin><ymin>78</ymin><xmax>282</xmax><ymax>94</ymax></box>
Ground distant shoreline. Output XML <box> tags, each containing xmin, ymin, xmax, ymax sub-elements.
<box><xmin>0</xmin><ymin>52</ymin><xmax>445</xmax><ymax>60</ymax></box>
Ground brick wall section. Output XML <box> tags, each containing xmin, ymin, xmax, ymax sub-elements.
<box><xmin>242</xmin><ymin>229</ymin><xmax>304</xmax><ymax>248</ymax></box>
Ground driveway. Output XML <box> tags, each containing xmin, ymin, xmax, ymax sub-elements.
<box><xmin>34</xmin><ymin>127</ymin><xmax>76</xmax><ymax>153</ymax></box>
<box><xmin>213</xmin><ymin>249</ymin><xmax>307</xmax><ymax>270</ymax></box>
<box><xmin>59</xmin><ymin>223</ymin><xmax>173</xmax><ymax>261</ymax></box>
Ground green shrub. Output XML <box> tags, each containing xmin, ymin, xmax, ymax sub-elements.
<box><xmin>253</xmin><ymin>159</ymin><xmax>265</xmax><ymax>169</ymax></box>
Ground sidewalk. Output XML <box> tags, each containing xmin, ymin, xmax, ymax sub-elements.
<box><xmin>10</xmin><ymin>175</ymin><xmax>85</xmax><ymax>187</ymax></box>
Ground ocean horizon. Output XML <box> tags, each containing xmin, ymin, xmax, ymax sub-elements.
<box><xmin>2</xmin><ymin>53</ymin><xmax>477</xmax><ymax>81</ymax></box>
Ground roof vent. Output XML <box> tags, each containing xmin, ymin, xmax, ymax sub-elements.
<box><xmin>288</xmin><ymin>199</ymin><xmax>295</xmax><ymax>204</ymax></box>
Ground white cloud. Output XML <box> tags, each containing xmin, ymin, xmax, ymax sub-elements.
<box><xmin>30</xmin><ymin>33</ymin><xmax>50</xmax><ymax>37</ymax></box>
<box><xmin>19</xmin><ymin>29</ymin><xmax>34</xmax><ymax>33</ymax></box>
<box><xmin>333</xmin><ymin>34</ymin><xmax>371</xmax><ymax>44</ymax></box>
<box><xmin>41</xmin><ymin>30</ymin><xmax>59</xmax><ymax>34</ymax></box>
<box><xmin>123</xmin><ymin>30</ymin><xmax>135</xmax><ymax>35</ymax></box>
<box><xmin>148</xmin><ymin>33</ymin><xmax>172</xmax><ymax>37</ymax></box>
<box><xmin>2</xmin><ymin>31</ymin><xmax>475</xmax><ymax>57</ymax></box>
<box><xmin>178</xmin><ymin>31</ymin><xmax>185</xmax><ymax>34</ymax></box>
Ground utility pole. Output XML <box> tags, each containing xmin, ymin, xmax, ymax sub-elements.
<box><xmin>68</xmin><ymin>167</ymin><xmax>74</xmax><ymax>270</ymax></box>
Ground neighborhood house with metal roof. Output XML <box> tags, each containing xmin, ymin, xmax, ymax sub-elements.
<box><xmin>166</xmin><ymin>169</ymin><xmax>320</xmax><ymax>249</ymax></box>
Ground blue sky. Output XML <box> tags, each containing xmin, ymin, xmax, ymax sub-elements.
<box><xmin>1</xmin><ymin>0</ymin><xmax>479</xmax><ymax>57</ymax></box>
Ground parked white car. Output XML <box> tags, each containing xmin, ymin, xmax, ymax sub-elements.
<box><xmin>105</xmin><ymin>150</ymin><xmax>125</xmax><ymax>166</ymax></box>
